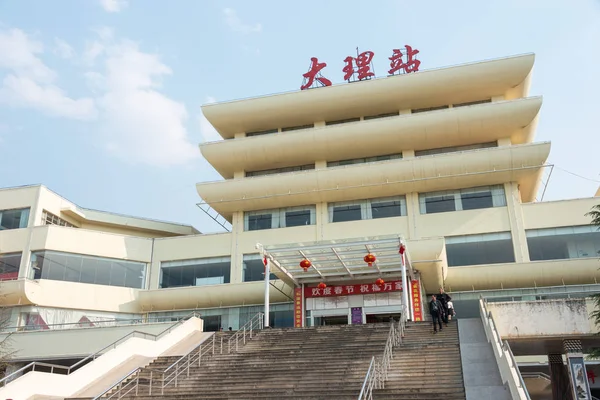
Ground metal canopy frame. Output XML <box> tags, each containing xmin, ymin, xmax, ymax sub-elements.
<box><xmin>261</xmin><ymin>235</ymin><xmax>413</xmax><ymax>286</ymax></box>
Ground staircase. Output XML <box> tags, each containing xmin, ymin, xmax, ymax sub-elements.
<box><xmin>372</xmin><ymin>321</ymin><xmax>466</xmax><ymax>400</ymax></box>
<box><xmin>101</xmin><ymin>323</ymin><xmax>391</xmax><ymax>399</ymax></box>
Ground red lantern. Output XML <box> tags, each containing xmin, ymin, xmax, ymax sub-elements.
<box><xmin>300</xmin><ymin>259</ymin><xmax>312</xmax><ymax>272</ymax></box>
<box><xmin>376</xmin><ymin>278</ymin><xmax>385</xmax><ymax>286</ymax></box>
<box><xmin>317</xmin><ymin>282</ymin><xmax>327</xmax><ymax>289</ymax></box>
<box><xmin>364</xmin><ymin>253</ymin><xmax>376</xmax><ymax>267</ymax></box>
<box><xmin>399</xmin><ymin>244</ymin><xmax>406</xmax><ymax>255</ymax></box>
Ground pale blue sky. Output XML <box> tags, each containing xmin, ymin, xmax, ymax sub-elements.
<box><xmin>0</xmin><ymin>0</ymin><xmax>599</xmax><ymax>232</ymax></box>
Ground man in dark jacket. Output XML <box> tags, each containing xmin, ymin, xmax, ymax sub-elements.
<box><xmin>437</xmin><ymin>287</ymin><xmax>452</xmax><ymax>325</ymax></box>
<box><xmin>429</xmin><ymin>295</ymin><xmax>443</xmax><ymax>333</ymax></box>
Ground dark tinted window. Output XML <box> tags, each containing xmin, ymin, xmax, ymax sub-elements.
<box><xmin>371</xmin><ymin>200</ymin><xmax>402</xmax><ymax>219</ymax></box>
<box><xmin>286</xmin><ymin>210</ymin><xmax>311</xmax><ymax>227</ymax></box>
<box><xmin>425</xmin><ymin>196</ymin><xmax>455</xmax><ymax>214</ymax></box>
<box><xmin>332</xmin><ymin>205</ymin><xmax>361</xmax><ymax>222</ymax></box>
<box><xmin>461</xmin><ymin>191</ymin><xmax>493</xmax><ymax>210</ymax></box>
<box><xmin>247</xmin><ymin>214</ymin><xmax>272</xmax><ymax>231</ymax></box>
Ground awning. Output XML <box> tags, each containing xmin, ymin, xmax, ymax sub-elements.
<box><xmin>260</xmin><ymin>235</ymin><xmax>414</xmax><ymax>287</ymax></box>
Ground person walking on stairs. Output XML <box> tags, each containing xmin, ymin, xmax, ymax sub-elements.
<box><xmin>437</xmin><ymin>287</ymin><xmax>452</xmax><ymax>325</ymax></box>
<box><xmin>429</xmin><ymin>295</ymin><xmax>443</xmax><ymax>334</ymax></box>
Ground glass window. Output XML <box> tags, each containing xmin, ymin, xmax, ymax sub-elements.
<box><xmin>527</xmin><ymin>226</ymin><xmax>600</xmax><ymax>261</ymax></box>
<box><xmin>41</xmin><ymin>210</ymin><xmax>76</xmax><ymax>228</ymax></box>
<box><xmin>371</xmin><ymin>199</ymin><xmax>403</xmax><ymax>219</ymax></box>
<box><xmin>364</xmin><ymin>112</ymin><xmax>399</xmax><ymax>121</ymax></box>
<box><xmin>286</xmin><ymin>210</ymin><xmax>311</xmax><ymax>227</ymax></box>
<box><xmin>238</xmin><ymin>303</ymin><xmax>293</xmax><ymax>328</ymax></box>
<box><xmin>31</xmin><ymin>251</ymin><xmax>146</xmax><ymax>289</ymax></box>
<box><xmin>329</xmin><ymin>196</ymin><xmax>407</xmax><ymax>223</ymax></box>
<box><xmin>419</xmin><ymin>185</ymin><xmax>506</xmax><ymax>214</ymax></box>
<box><xmin>325</xmin><ymin>117</ymin><xmax>360</xmax><ymax>126</ymax></box>
<box><xmin>281</xmin><ymin>124</ymin><xmax>314</xmax><ymax>132</ymax></box>
<box><xmin>415</xmin><ymin>142</ymin><xmax>497</xmax><ymax>157</ymax></box>
<box><xmin>453</xmin><ymin>99</ymin><xmax>492</xmax><ymax>108</ymax></box>
<box><xmin>0</xmin><ymin>208</ymin><xmax>30</xmax><ymax>230</ymax></box>
<box><xmin>425</xmin><ymin>195</ymin><xmax>456</xmax><ymax>214</ymax></box>
<box><xmin>332</xmin><ymin>204</ymin><xmax>362</xmax><ymax>223</ymax></box>
<box><xmin>160</xmin><ymin>256</ymin><xmax>231</xmax><ymax>288</ymax></box>
<box><xmin>412</xmin><ymin>105</ymin><xmax>449</xmax><ymax>113</ymax></box>
<box><xmin>243</xmin><ymin>255</ymin><xmax>277</xmax><ymax>282</ymax></box>
<box><xmin>246</xmin><ymin>128</ymin><xmax>278</xmax><ymax>137</ymax></box>
<box><xmin>0</xmin><ymin>253</ymin><xmax>21</xmax><ymax>281</ymax></box>
<box><xmin>247</xmin><ymin>213</ymin><xmax>273</xmax><ymax>231</ymax></box>
<box><xmin>461</xmin><ymin>191</ymin><xmax>493</xmax><ymax>210</ymax></box>
<box><xmin>246</xmin><ymin>164</ymin><xmax>315</xmax><ymax>177</ymax></box>
<box><xmin>244</xmin><ymin>206</ymin><xmax>315</xmax><ymax>231</ymax></box>
<box><xmin>446</xmin><ymin>232</ymin><xmax>515</xmax><ymax>266</ymax></box>
<box><xmin>328</xmin><ymin>153</ymin><xmax>402</xmax><ymax>168</ymax></box>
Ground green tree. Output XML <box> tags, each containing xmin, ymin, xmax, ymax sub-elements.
<box><xmin>587</xmin><ymin>205</ymin><xmax>600</xmax><ymax>359</ymax></box>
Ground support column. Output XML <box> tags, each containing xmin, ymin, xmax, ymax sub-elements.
<box><xmin>504</xmin><ymin>182</ymin><xmax>530</xmax><ymax>263</ymax></box>
<box><xmin>564</xmin><ymin>339</ymin><xmax>592</xmax><ymax>400</ymax></box>
<box><xmin>264</xmin><ymin>255</ymin><xmax>270</xmax><ymax>328</ymax></box>
<box><xmin>400</xmin><ymin>243</ymin><xmax>409</xmax><ymax>320</ymax></box>
<box><xmin>548</xmin><ymin>354</ymin><xmax>573</xmax><ymax>400</ymax></box>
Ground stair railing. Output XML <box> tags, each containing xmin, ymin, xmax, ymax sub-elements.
<box><xmin>479</xmin><ymin>297</ymin><xmax>530</xmax><ymax>400</ymax></box>
<box><xmin>0</xmin><ymin>311</ymin><xmax>202</xmax><ymax>388</ymax></box>
<box><xmin>96</xmin><ymin>312</ymin><xmax>264</xmax><ymax>399</ymax></box>
<box><xmin>358</xmin><ymin>306</ymin><xmax>407</xmax><ymax>400</ymax></box>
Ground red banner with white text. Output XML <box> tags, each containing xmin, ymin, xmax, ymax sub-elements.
<box><xmin>304</xmin><ymin>280</ymin><xmax>402</xmax><ymax>298</ymax></box>
<box><xmin>411</xmin><ymin>280</ymin><xmax>423</xmax><ymax>322</ymax></box>
<box><xmin>294</xmin><ymin>287</ymin><xmax>303</xmax><ymax>327</ymax></box>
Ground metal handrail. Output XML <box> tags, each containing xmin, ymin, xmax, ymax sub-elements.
<box><xmin>358</xmin><ymin>306</ymin><xmax>407</xmax><ymax>400</ymax></box>
<box><xmin>2</xmin><ymin>317</ymin><xmax>150</xmax><ymax>333</ymax></box>
<box><xmin>503</xmin><ymin>339</ymin><xmax>532</xmax><ymax>400</ymax></box>
<box><xmin>0</xmin><ymin>311</ymin><xmax>201</xmax><ymax>388</ymax></box>
<box><xmin>97</xmin><ymin>312</ymin><xmax>265</xmax><ymax>399</ymax></box>
<box><xmin>357</xmin><ymin>357</ymin><xmax>376</xmax><ymax>400</ymax></box>
<box><xmin>480</xmin><ymin>297</ymin><xmax>530</xmax><ymax>400</ymax></box>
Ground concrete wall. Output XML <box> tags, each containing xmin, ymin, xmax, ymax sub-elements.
<box><xmin>0</xmin><ymin>322</ymin><xmax>173</xmax><ymax>361</ymax></box>
<box><xmin>487</xmin><ymin>299</ymin><xmax>597</xmax><ymax>338</ymax></box>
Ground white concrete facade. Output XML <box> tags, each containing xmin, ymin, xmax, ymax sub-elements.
<box><xmin>0</xmin><ymin>53</ymin><xmax>599</xmax><ymax>363</ymax></box>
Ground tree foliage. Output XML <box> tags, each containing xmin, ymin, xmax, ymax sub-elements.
<box><xmin>588</xmin><ymin>204</ymin><xmax>600</xmax><ymax>359</ymax></box>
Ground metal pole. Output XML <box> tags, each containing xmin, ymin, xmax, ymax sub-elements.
<box><xmin>400</xmin><ymin>243</ymin><xmax>410</xmax><ymax>322</ymax></box>
<box><xmin>264</xmin><ymin>255</ymin><xmax>270</xmax><ymax>328</ymax></box>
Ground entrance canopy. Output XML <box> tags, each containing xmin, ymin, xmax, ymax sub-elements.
<box><xmin>260</xmin><ymin>235</ymin><xmax>414</xmax><ymax>287</ymax></box>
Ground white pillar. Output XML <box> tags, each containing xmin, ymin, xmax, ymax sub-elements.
<box><xmin>264</xmin><ymin>255</ymin><xmax>270</xmax><ymax>328</ymax></box>
<box><xmin>400</xmin><ymin>245</ymin><xmax>410</xmax><ymax>320</ymax></box>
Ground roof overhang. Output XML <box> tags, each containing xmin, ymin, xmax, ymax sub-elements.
<box><xmin>201</xmin><ymin>97</ymin><xmax>543</xmax><ymax>179</ymax></box>
<box><xmin>138</xmin><ymin>281</ymin><xmax>293</xmax><ymax>311</ymax></box>
<box><xmin>196</xmin><ymin>142</ymin><xmax>551</xmax><ymax>221</ymax></box>
<box><xmin>262</xmin><ymin>235</ymin><xmax>448</xmax><ymax>292</ymax></box>
<box><xmin>202</xmin><ymin>53</ymin><xmax>535</xmax><ymax>138</ymax></box>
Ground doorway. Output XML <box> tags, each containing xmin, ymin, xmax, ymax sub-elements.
<box><xmin>366</xmin><ymin>313</ymin><xmax>402</xmax><ymax>324</ymax></box>
<box><xmin>315</xmin><ymin>315</ymin><xmax>349</xmax><ymax>326</ymax></box>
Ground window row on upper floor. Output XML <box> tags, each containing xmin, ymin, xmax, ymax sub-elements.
<box><xmin>244</xmin><ymin>185</ymin><xmax>506</xmax><ymax>231</ymax></box>
<box><xmin>244</xmin><ymin>142</ymin><xmax>498</xmax><ymax>177</ymax></box>
<box><xmin>241</xmin><ymin>98</ymin><xmax>492</xmax><ymax>138</ymax></box>
<box><xmin>1</xmin><ymin>223</ymin><xmax>597</xmax><ymax>291</ymax></box>
<box><xmin>0</xmin><ymin>250</ymin><xmax>275</xmax><ymax>290</ymax></box>
<box><xmin>0</xmin><ymin>208</ymin><xmax>30</xmax><ymax>230</ymax></box>
<box><xmin>0</xmin><ymin>208</ymin><xmax>79</xmax><ymax>232</ymax></box>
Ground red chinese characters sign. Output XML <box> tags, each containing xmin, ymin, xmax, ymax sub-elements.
<box><xmin>304</xmin><ymin>280</ymin><xmax>402</xmax><ymax>298</ymax></box>
<box><xmin>411</xmin><ymin>280</ymin><xmax>423</xmax><ymax>322</ymax></box>
<box><xmin>294</xmin><ymin>287</ymin><xmax>303</xmax><ymax>328</ymax></box>
<box><xmin>300</xmin><ymin>45</ymin><xmax>421</xmax><ymax>90</ymax></box>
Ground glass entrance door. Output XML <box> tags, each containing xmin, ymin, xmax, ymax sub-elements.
<box><xmin>315</xmin><ymin>315</ymin><xmax>349</xmax><ymax>326</ymax></box>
